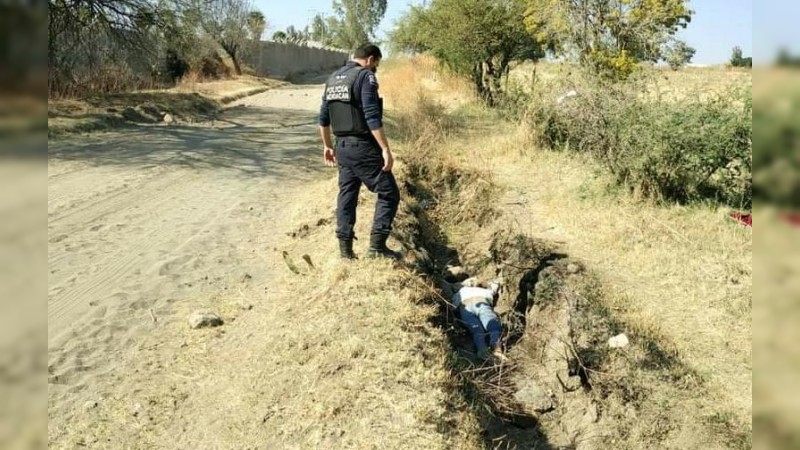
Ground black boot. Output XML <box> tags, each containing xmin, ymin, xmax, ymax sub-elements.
<box><xmin>367</xmin><ymin>233</ymin><xmax>401</xmax><ymax>260</ymax></box>
<box><xmin>339</xmin><ymin>239</ymin><xmax>357</xmax><ymax>260</ymax></box>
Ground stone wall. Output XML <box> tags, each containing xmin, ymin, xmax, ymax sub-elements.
<box><xmin>247</xmin><ymin>42</ymin><xmax>349</xmax><ymax>79</ymax></box>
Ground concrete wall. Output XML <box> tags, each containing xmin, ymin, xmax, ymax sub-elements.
<box><xmin>247</xmin><ymin>42</ymin><xmax>350</xmax><ymax>79</ymax></box>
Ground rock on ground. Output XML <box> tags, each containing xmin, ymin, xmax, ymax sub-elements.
<box><xmin>188</xmin><ymin>311</ymin><xmax>224</xmax><ymax>329</ymax></box>
<box><xmin>514</xmin><ymin>379</ymin><xmax>555</xmax><ymax>413</ymax></box>
<box><xmin>608</xmin><ymin>333</ymin><xmax>629</xmax><ymax>348</ymax></box>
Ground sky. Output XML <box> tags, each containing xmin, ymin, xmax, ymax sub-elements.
<box><xmin>252</xmin><ymin>0</ymin><xmax>754</xmax><ymax>65</ymax></box>
<box><xmin>753</xmin><ymin>1</ymin><xmax>800</xmax><ymax>64</ymax></box>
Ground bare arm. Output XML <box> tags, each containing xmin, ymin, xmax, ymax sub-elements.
<box><xmin>370</xmin><ymin>128</ymin><xmax>393</xmax><ymax>172</ymax></box>
<box><xmin>320</xmin><ymin>125</ymin><xmax>335</xmax><ymax>166</ymax></box>
<box><xmin>320</xmin><ymin>125</ymin><xmax>334</xmax><ymax>149</ymax></box>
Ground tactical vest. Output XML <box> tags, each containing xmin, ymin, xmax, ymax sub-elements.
<box><xmin>324</xmin><ymin>64</ymin><xmax>371</xmax><ymax>136</ymax></box>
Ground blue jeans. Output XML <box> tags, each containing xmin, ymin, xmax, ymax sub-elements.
<box><xmin>459</xmin><ymin>303</ymin><xmax>502</xmax><ymax>354</ymax></box>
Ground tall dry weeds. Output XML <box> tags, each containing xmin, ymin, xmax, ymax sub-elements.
<box><xmin>381</xmin><ymin>56</ymin><xmax>752</xmax><ymax>449</ymax></box>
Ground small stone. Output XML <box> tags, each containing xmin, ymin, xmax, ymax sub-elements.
<box><xmin>567</xmin><ymin>263</ymin><xmax>581</xmax><ymax>274</ymax></box>
<box><xmin>583</xmin><ymin>403</ymin><xmax>599</xmax><ymax>423</ymax></box>
<box><xmin>608</xmin><ymin>333</ymin><xmax>629</xmax><ymax>348</ymax></box>
<box><xmin>560</xmin><ymin>373</ymin><xmax>583</xmax><ymax>392</ymax></box>
<box><xmin>163</xmin><ymin>113</ymin><xmax>174</xmax><ymax>124</ymax></box>
<box><xmin>83</xmin><ymin>400</ymin><xmax>98</xmax><ymax>411</ymax></box>
<box><xmin>514</xmin><ymin>380</ymin><xmax>555</xmax><ymax>413</ymax></box>
<box><xmin>188</xmin><ymin>311</ymin><xmax>224</xmax><ymax>329</ymax></box>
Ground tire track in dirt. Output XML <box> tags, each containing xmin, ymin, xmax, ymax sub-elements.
<box><xmin>48</xmin><ymin>171</ymin><xmax>214</xmax><ymax>332</ymax></box>
<box><xmin>48</xmin><ymin>84</ymin><xmax>330</xmax><ymax>427</ymax></box>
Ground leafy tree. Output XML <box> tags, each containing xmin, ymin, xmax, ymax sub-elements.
<box><xmin>284</xmin><ymin>25</ymin><xmax>309</xmax><ymax>44</ymax></box>
<box><xmin>524</xmin><ymin>0</ymin><xmax>693</xmax><ymax>78</ymax></box>
<box><xmin>310</xmin><ymin>13</ymin><xmax>334</xmax><ymax>46</ymax></box>
<box><xmin>730</xmin><ymin>45</ymin><xmax>752</xmax><ymax>68</ymax></box>
<box><xmin>388</xmin><ymin>5</ymin><xmax>431</xmax><ymax>55</ymax></box>
<box><xmin>664</xmin><ymin>40</ymin><xmax>695</xmax><ymax>70</ymax></box>
<box><xmin>193</xmin><ymin>0</ymin><xmax>254</xmax><ymax>75</ymax></box>
<box><xmin>48</xmin><ymin>0</ymin><xmax>262</xmax><ymax>93</ymax></box>
<box><xmin>391</xmin><ymin>0</ymin><xmax>545</xmax><ymax>105</ymax></box>
<box><xmin>730</xmin><ymin>46</ymin><xmax>743</xmax><ymax>66</ymax></box>
<box><xmin>327</xmin><ymin>0</ymin><xmax>387</xmax><ymax>51</ymax></box>
<box><xmin>272</xmin><ymin>30</ymin><xmax>288</xmax><ymax>42</ymax></box>
<box><xmin>272</xmin><ymin>26</ymin><xmax>309</xmax><ymax>44</ymax></box>
<box><xmin>247</xmin><ymin>10</ymin><xmax>266</xmax><ymax>41</ymax></box>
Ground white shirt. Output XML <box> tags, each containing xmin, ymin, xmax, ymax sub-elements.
<box><xmin>452</xmin><ymin>286</ymin><xmax>495</xmax><ymax>308</ymax></box>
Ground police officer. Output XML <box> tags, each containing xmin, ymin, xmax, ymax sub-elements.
<box><xmin>318</xmin><ymin>44</ymin><xmax>401</xmax><ymax>260</ymax></box>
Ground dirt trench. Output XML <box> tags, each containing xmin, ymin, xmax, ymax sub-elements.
<box><xmin>390</xmin><ymin>141</ymin><xmax>751</xmax><ymax>449</ymax></box>
<box><xmin>391</xmin><ymin>163</ymin><xmax>613</xmax><ymax>450</ymax></box>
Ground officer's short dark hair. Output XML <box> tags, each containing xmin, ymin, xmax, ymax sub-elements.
<box><xmin>354</xmin><ymin>44</ymin><xmax>382</xmax><ymax>60</ymax></box>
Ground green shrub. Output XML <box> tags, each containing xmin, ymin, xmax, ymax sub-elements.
<box><xmin>753</xmin><ymin>78</ymin><xmax>800</xmax><ymax>208</ymax></box>
<box><xmin>508</xmin><ymin>71</ymin><xmax>752</xmax><ymax>208</ymax></box>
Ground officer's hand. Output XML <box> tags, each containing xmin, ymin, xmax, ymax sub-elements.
<box><xmin>323</xmin><ymin>147</ymin><xmax>336</xmax><ymax>166</ymax></box>
<box><xmin>382</xmin><ymin>149</ymin><xmax>394</xmax><ymax>172</ymax></box>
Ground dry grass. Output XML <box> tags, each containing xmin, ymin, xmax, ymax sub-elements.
<box><xmin>509</xmin><ymin>61</ymin><xmax>751</xmax><ymax>104</ymax></box>
<box><xmin>382</xmin><ymin>56</ymin><xmax>752</xmax><ymax>447</ymax></box>
<box><xmin>491</xmin><ymin>146</ymin><xmax>752</xmax><ymax>426</ymax></box>
<box><xmin>753</xmin><ymin>209</ymin><xmax>800</xmax><ymax>450</ymax></box>
<box><xmin>651</xmin><ymin>66</ymin><xmax>751</xmax><ymax>100</ymax></box>
<box><xmin>381</xmin><ymin>55</ymin><xmax>477</xmax><ymax>113</ymax></box>
<box><xmin>168</xmin><ymin>75</ymin><xmax>284</xmax><ymax>102</ymax></box>
<box><xmin>46</xmin><ymin>55</ymin><xmax>753</xmax><ymax>449</ymax></box>
<box><xmin>48</xmin><ymin>174</ymin><xmax>485</xmax><ymax>449</ymax></box>
<box><xmin>48</xmin><ymin>76</ymin><xmax>284</xmax><ymax>136</ymax></box>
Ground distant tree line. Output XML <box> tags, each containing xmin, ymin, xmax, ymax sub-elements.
<box><xmin>48</xmin><ymin>0</ymin><xmax>268</xmax><ymax>95</ymax></box>
<box><xmin>390</xmin><ymin>0</ymin><xmax>696</xmax><ymax>102</ymax></box>
<box><xmin>48</xmin><ymin>0</ymin><xmax>392</xmax><ymax>95</ymax></box>
<box><xmin>776</xmin><ymin>47</ymin><xmax>800</xmax><ymax>68</ymax></box>
<box><xmin>730</xmin><ymin>46</ymin><xmax>752</xmax><ymax>68</ymax></box>
<box><xmin>306</xmin><ymin>0</ymin><xmax>387</xmax><ymax>51</ymax></box>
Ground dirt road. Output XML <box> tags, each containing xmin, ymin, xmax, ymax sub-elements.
<box><xmin>48</xmin><ymin>82</ymin><xmax>330</xmax><ymax>436</ymax></box>
<box><xmin>47</xmin><ymin>77</ymin><xmax>474</xmax><ymax>450</ymax></box>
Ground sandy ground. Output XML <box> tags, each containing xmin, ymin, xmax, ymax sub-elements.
<box><xmin>48</xmin><ymin>81</ymin><xmax>326</xmax><ymax>343</ymax></box>
<box><xmin>47</xmin><ymin>78</ymin><xmax>335</xmax><ymax>446</ymax></box>
<box><xmin>48</xmin><ymin>74</ymin><xmax>477</xmax><ymax>449</ymax></box>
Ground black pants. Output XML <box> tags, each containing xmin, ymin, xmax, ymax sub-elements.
<box><xmin>335</xmin><ymin>135</ymin><xmax>400</xmax><ymax>240</ymax></box>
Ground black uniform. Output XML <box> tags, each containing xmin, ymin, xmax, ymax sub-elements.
<box><xmin>319</xmin><ymin>62</ymin><xmax>400</xmax><ymax>241</ymax></box>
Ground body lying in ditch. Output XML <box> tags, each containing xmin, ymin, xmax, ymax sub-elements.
<box><xmin>451</xmin><ymin>282</ymin><xmax>504</xmax><ymax>360</ymax></box>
